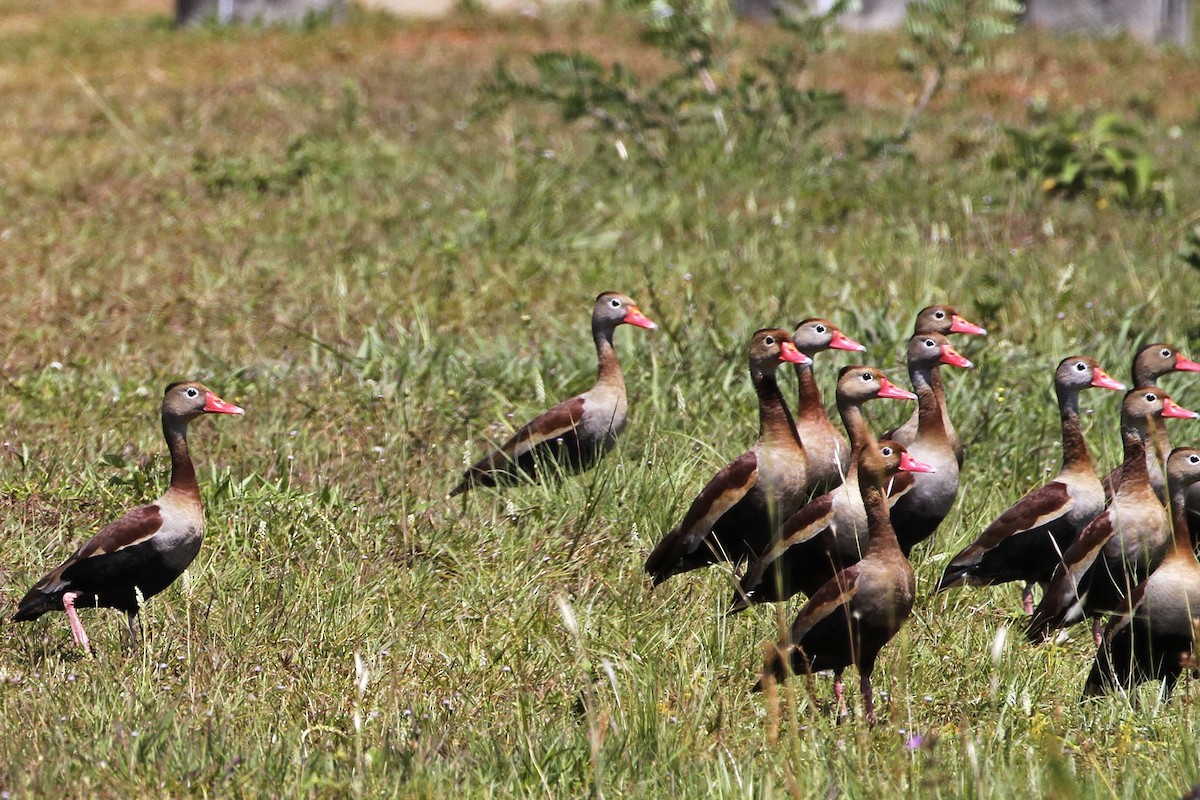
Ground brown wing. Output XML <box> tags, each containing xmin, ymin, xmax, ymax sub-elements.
<box><xmin>731</xmin><ymin>493</ymin><xmax>836</xmax><ymax>611</ymax></box>
<box><xmin>13</xmin><ymin>504</ymin><xmax>164</xmax><ymax>619</ymax></box>
<box><xmin>885</xmin><ymin>471</ymin><xmax>916</xmax><ymax>505</ymax></box>
<box><xmin>789</xmin><ymin>564</ymin><xmax>862</xmax><ymax>643</ymax></box>
<box><xmin>644</xmin><ymin>451</ymin><xmax>759</xmax><ymax>584</ymax></box>
<box><xmin>1026</xmin><ymin>512</ymin><xmax>1115</xmax><ymax>642</ymax></box>
<box><xmin>938</xmin><ymin>483</ymin><xmax>1074</xmax><ymax>589</ymax></box>
<box><xmin>452</xmin><ymin>395</ymin><xmax>587</xmax><ymax>494</ymax></box>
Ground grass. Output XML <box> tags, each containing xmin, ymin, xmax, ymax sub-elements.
<box><xmin>1</xmin><ymin>2</ymin><xmax>1200</xmax><ymax>797</ymax></box>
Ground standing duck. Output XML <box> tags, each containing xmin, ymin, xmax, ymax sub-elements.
<box><xmin>12</xmin><ymin>382</ymin><xmax>244</xmax><ymax>655</ymax></box>
<box><xmin>1027</xmin><ymin>388</ymin><xmax>1199</xmax><ymax>644</ymax></box>
<box><xmin>451</xmin><ymin>292</ymin><xmax>656</xmax><ymax>495</ymax></box>
<box><xmin>756</xmin><ymin>439</ymin><xmax>934</xmax><ymax>725</ymax></box>
<box><xmin>645</xmin><ymin>329</ymin><xmax>810</xmax><ymax>584</ymax></box>
<box><xmin>885</xmin><ymin>304</ymin><xmax>986</xmax><ymax>466</ymax></box>
<box><xmin>730</xmin><ymin>366</ymin><xmax>916</xmax><ymax>611</ymax></box>
<box><xmin>887</xmin><ymin>333</ymin><xmax>975</xmax><ymax>556</ymax></box>
<box><xmin>936</xmin><ymin>356</ymin><xmax>1125</xmax><ymax>612</ymax></box>
<box><xmin>1084</xmin><ymin>447</ymin><xmax>1200</xmax><ymax>698</ymax></box>
<box><xmin>789</xmin><ymin>319</ymin><xmax>866</xmax><ymax>496</ymax></box>
<box><xmin>1101</xmin><ymin>343</ymin><xmax>1200</xmax><ymax>502</ymax></box>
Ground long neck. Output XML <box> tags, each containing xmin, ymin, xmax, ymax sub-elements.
<box><xmin>793</xmin><ymin>361</ymin><xmax>827</xmax><ymax>424</ymax></box>
<box><xmin>1056</xmin><ymin>384</ymin><xmax>1093</xmax><ymax>473</ymax></box>
<box><xmin>911</xmin><ymin>363</ymin><xmax>946</xmax><ymax>440</ymax></box>
<box><xmin>164</xmin><ymin>417</ymin><xmax>199</xmax><ymax>499</ymax></box>
<box><xmin>838</xmin><ymin>399</ymin><xmax>875</xmax><ymax>460</ymax></box>
<box><xmin>1168</xmin><ymin>480</ymin><xmax>1196</xmax><ymax>559</ymax></box>
<box><xmin>862</xmin><ymin>477</ymin><xmax>901</xmax><ymax>557</ymax></box>
<box><xmin>593</xmin><ymin>323</ymin><xmax>624</xmax><ymax>390</ymax></box>
<box><xmin>1117</xmin><ymin>417</ymin><xmax>1150</xmax><ymax>493</ymax></box>
<box><xmin>754</xmin><ymin>366</ymin><xmax>800</xmax><ymax>447</ymax></box>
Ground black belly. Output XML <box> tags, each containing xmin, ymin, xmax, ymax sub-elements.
<box><xmin>61</xmin><ymin>539</ymin><xmax>200</xmax><ymax>613</ymax></box>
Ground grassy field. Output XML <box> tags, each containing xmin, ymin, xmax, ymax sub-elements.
<box><xmin>1</xmin><ymin>1</ymin><xmax>1200</xmax><ymax>796</ymax></box>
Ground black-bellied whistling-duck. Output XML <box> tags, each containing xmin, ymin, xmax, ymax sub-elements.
<box><xmin>1084</xmin><ymin>447</ymin><xmax>1200</xmax><ymax>698</ymax></box>
<box><xmin>12</xmin><ymin>382</ymin><xmax>244</xmax><ymax>655</ymax></box>
<box><xmin>451</xmin><ymin>292</ymin><xmax>656</xmax><ymax>496</ymax></box>
<box><xmin>887</xmin><ymin>333</ymin><xmax>974</xmax><ymax>556</ymax></box>
<box><xmin>1027</xmin><ymin>388</ymin><xmax>1200</xmax><ymax>644</ymax></box>
<box><xmin>645</xmin><ymin>329</ymin><xmax>810</xmax><ymax>584</ymax></box>
<box><xmin>756</xmin><ymin>439</ymin><xmax>933</xmax><ymax>724</ymax></box>
<box><xmin>936</xmin><ymin>356</ymin><xmax>1125</xmax><ymax>613</ymax></box>
<box><xmin>789</xmin><ymin>319</ymin><xmax>866</xmax><ymax>496</ymax></box>
<box><xmin>730</xmin><ymin>366</ymin><xmax>916</xmax><ymax>611</ymax></box>
<box><xmin>1101</xmin><ymin>343</ymin><xmax>1200</xmax><ymax>503</ymax></box>
<box><xmin>885</xmin><ymin>304</ymin><xmax>986</xmax><ymax>466</ymax></box>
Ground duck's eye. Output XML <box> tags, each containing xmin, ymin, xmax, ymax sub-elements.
<box><xmin>1075</xmin><ymin>362</ymin><xmax>1087</xmax><ymax>372</ymax></box>
<box><xmin>1190</xmin><ymin>455</ymin><xmax>1200</xmax><ymax>465</ymax></box>
<box><xmin>861</xmin><ymin>372</ymin><xmax>873</xmax><ymax>382</ymax></box>
<box><xmin>1145</xmin><ymin>393</ymin><xmax>1158</xmax><ymax>402</ymax></box>
<box><xmin>815</xmin><ymin>324</ymin><xmax>826</xmax><ymax>334</ymax></box>
<box><xmin>610</xmin><ymin>298</ymin><xmax>621</xmax><ymax>308</ymax></box>
<box><xmin>934</xmin><ymin>310</ymin><xmax>945</xmax><ymax>319</ymax></box>
<box><xmin>764</xmin><ymin>336</ymin><xmax>775</xmax><ymax>345</ymax></box>
<box><xmin>924</xmin><ymin>338</ymin><xmax>935</xmax><ymax>347</ymax></box>
<box><xmin>186</xmin><ymin>387</ymin><xmax>198</xmax><ymax>398</ymax></box>
<box><xmin>881</xmin><ymin>447</ymin><xmax>893</xmax><ymax>457</ymax></box>
<box><xmin>1162</xmin><ymin>348</ymin><xmax>1172</xmax><ymax>358</ymax></box>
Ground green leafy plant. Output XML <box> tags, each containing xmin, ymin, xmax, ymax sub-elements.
<box><xmin>895</xmin><ymin>0</ymin><xmax>1021</xmax><ymax>143</ymax></box>
<box><xmin>1177</xmin><ymin>222</ymin><xmax>1200</xmax><ymax>270</ymax></box>
<box><xmin>994</xmin><ymin>111</ymin><xmax>1175</xmax><ymax>211</ymax></box>
<box><xmin>477</xmin><ymin>0</ymin><xmax>848</xmax><ymax>162</ymax></box>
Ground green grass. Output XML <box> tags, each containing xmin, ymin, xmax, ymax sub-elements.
<box><xmin>1</xmin><ymin>3</ymin><xmax>1200</xmax><ymax>797</ymax></box>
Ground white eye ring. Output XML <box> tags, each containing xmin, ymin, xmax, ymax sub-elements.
<box><xmin>764</xmin><ymin>336</ymin><xmax>775</xmax><ymax>345</ymax></box>
<box><xmin>881</xmin><ymin>447</ymin><xmax>893</xmax><ymax>456</ymax></box>
<box><xmin>924</xmin><ymin>339</ymin><xmax>935</xmax><ymax>347</ymax></box>
<box><xmin>1146</xmin><ymin>393</ymin><xmax>1158</xmax><ymax>402</ymax></box>
<box><xmin>934</xmin><ymin>310</ymin><xmax>945</xmax><ymax>318</ymax></box>
<box><xmin>610</xmin><ymin>299</ymin><xmax>621</xmax><ymax>308</ymax></box>
<box><xmin>815</xmin><ymin>325</ymin><xmax>826</xmax><ymax>334</ymax></box>
<box><xmin>1190</xmin><ymin>455</ymin><xmax>1200</xmax><ymax>464</ymax></box>
<box><xmin>861</xmin><ymin>372</ymin><xmax>872</xmax><ymax>381</ymax></box>
<box><xmin>1076</xmin><ymin>362</ymin><xmax>1087</xmax><ymax>371</ymax></box>
<box><xmin>186</xmin><ymin>388</ymin><xmax>198</xmax><ymax>398</ymax></box>
<box><xmin>1162</xmin><ymin>349</ymin><xmax>1172</xmax><ymax>358</ymax></box>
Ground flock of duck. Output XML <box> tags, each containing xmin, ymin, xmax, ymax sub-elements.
<box><xmin>11</xmin><ymin>291</ymin><xmax>1200</xmax><ymax>725</ymax></box>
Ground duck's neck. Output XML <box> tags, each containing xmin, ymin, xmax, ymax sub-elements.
<box><xmin>793</xmin><ymin>360</ymin><xmax>827</xmax><ymax>425</ymax></box>
<box><xmin>1056</xmin><ymin>384</ymin><xmax>1093</xmax><ymax>474</ymax></box>
<box><xmin>1168</xmin><ymin>481</ymin><xmax>1197</xmax><ymax>560</ymax></box>
<box><xmin>862</xmin><ymin>478</ymin><xmax>902</xmax><ymax>557</ymax></box>
<box><xmin>911</xmin><ymin>364</ymin><xmax>948</xmax><ymax>442</ymax></box>
<box><xmin>593</xmin><ymin>323</ymin><xmax>624</xmax><ymax>391</ymax></box>
<box><xmin>1117</xmin><ymin>417</ymin><xmax>1151</xmax><ymax>495</ymax></box>
<box><xmin>838</xmin><ymin>399</ymin><xmax>875</xmax><ymax>454</ymax></box>
<box><xmin>164</xmin><ymin>417</ymin><xmax>200</xmax><ymax>500</ymax></box>
<box><xmin>754</xmin><ymin>366</ymin><xmax>801</xmax><ymax>448</ymax></box>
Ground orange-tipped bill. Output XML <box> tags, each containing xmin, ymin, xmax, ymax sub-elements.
<box><xmin>949</xmin><ymin>314</ymin><xmax>987</xmax><ymax>336</ymax></box>
<box><xmin>1175</xmin><ymin>353</ymin><xmax>1200</xmax><ymax>372</ymax></box>
<box><xmin>779</xmin><ymin>341</ymin><xmax>811</xmax><ymax>365</ymax></box>
<box><xmin>1162</xmin><ymin>398</ymin><xmax>1200</xmax><ymax>419</ymax></box>
<box><xmin>877</xmin><ymin>377</ymin><xmax>917</xmax><ymax>401</ymax></box>
<box><xmin>623</xmin><ymin>306</ymin><xmax>658</xmax><ymax>330</ymax></box>
<box><xmin>204</xmin><ymin>392</ymin><xmax>246</xmax><ymax>415</ymax></box>
<box><xmin>1090</xmin><ymin>369</ymin><xmax>1125</xmax><ymax>391</ymax></box>
<box><xmin>939</xmin><ymin>345</ymin><xmax>973</xmax><ymax>369</ymax></box>
<box><xmin>899</xmin><ymin>452</ymin><xmax>936</xmax><ymax>473</ymax></box>
<box><xmin>829</xmin><ymin>330</ymin><xmax>866</xmax><ymax>352</ymax></box>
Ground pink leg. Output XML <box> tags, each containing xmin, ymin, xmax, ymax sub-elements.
<box><xmin>861</xmin><ymin>673</ymin><xmax>876</xmax><ymax>726</ymax></box>
<box><xmin>833</xmin><ymin>672</ymin><xmax>848</xmax><ymax>717</ymax></box>
<box><xmin>1022</xmin><ymin>584</ymin><xmax>1034</xmax><ymax>616</ymax></box>
<box><xmin>62</xmin><ymin>592</ymin><xmax>91</xmax><ymax>655</ymax></box>
<box><xmin>1093</xmin><ymin>619</ymin><xmax>1103</xmax><ymax>648</ymax></box>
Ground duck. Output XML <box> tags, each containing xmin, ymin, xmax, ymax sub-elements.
<box><xmin>645</xmin><ymin>329</ymin><xmax>810</xmax><ymax>584</ymax></box>
<box><xmin>756</xmin><ymin>438</ymin><xmax>933</xmax><ymax>725</ymax></box>
<box><xmin>886</xmin><ymin>332</ymin><xmax>975</xmax><ymax>556</ymax></box>
<box><xmin>936</xmin><ymin>356</ymin><xmax>1125</xmax><ymax>613</ymax></box>
<box><xmin>451</xmin><ymin>292</ymin><xmax>656</xmax><ymax>495</ymax></box>
<box><xmin>884</xmin><ymin>304</ymin><xmax>986</xmax><ymax>466</ymax></box>
<box><xmin>1027</xmin><ymin>388</ymin><xmax>1200</xmax><ymax>645</ymax></box>
<box><xmin>1101</xmin><ymin>343</ymin><xmax>1200</xmax><ymax>502</ymax></box>
<box><xmin>789</xmin><ymin>318</ymin><xmax>866</xmax><ymax>496</ymax></box>
<box><xmin>730</xmin><ymin>366</ymin><xmax>916</xmax><ymax>611</ymax></box>
<box><xmin>12</xmin><ymin>382</ymin><xmax>244</xmax><ymax>655</ymax></box>
<box><xmin>1083</xmin><ymin>447</ymin><xmax>1200</xmax><ymax>699</ymax></box>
